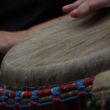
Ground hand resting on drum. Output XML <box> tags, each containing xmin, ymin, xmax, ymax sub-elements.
<box><xmin>63</xmin><ymin>0</ymin><xmax>110</xmax><ymax>17</ymax></box>
<box><xmin>0</xmin><ymin>0</ymin><xmax>110</xmax><ymax>54</ymax></box>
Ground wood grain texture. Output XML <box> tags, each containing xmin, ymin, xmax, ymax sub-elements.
<box><xmin>1</xmin><ymin>8</ymin><xmax>110</xmax><ymax>88</ymax></box>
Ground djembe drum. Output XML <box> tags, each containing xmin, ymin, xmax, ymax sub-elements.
<box><xmin>0</xmin><ymin>8</ymin><xmax>110</xmax><ymax>110</ymax></box>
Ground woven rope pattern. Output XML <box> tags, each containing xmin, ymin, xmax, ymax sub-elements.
<box><xmin>0</xmin><ymin>77</ymin><xmax>94</xmax><ymax>109</ymax></box>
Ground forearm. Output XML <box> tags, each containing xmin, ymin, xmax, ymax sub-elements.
<box><xmin>0</xmin><ymin>15</ymin><xmax>71</xmax><ymax>54</ymax></box>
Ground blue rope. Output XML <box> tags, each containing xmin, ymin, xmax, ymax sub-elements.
<box><xmin>0</xmin><ymin>92</ymin><xmax>92</xmax><ymax>108</ymax></box>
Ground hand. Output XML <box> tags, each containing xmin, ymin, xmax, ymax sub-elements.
<box><xmin>0</xmin><ymin>31</ymin><xmax>29</xmax><ymax>54</ymax></box>
<box><xmin>62</xmin><ymin>0</ymin><xmax>110</xmax><ymax>18</ymax></box>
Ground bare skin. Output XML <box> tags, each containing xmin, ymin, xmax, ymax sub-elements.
<box><xmin>62</xmin><ymin>0</ymin><xmax>110</xmax><ymax>17</ymax></box>
<box><xmin>0</xmin><ymin>0</ymin><xmax>110</xmax><ymax>54</ymax></box>
<box><xmin>0</xmin><ymin>16</ymin><xmax>70</xmax><ymax>54</ymax></box>
<box><xmin>0</xmin><ymin>31</ymin><xmax>29</xmax><ymax>54</ymax></box>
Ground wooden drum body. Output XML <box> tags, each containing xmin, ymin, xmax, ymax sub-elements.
<box><xmin>0</xmin><ymin>8</ymin><xmax>110</xmax><ymax>110</ymax></box>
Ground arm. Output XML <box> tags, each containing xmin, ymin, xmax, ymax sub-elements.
<box><xmin>0</xmin><ymin>15</ymin><xmax>71</xmax><ymax>54</ymax></box>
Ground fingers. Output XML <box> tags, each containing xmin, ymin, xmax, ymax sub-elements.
<box><xmin>89</xmin><ymin>0</ymin><xmax>110</xmax><ymax>10</ymax></box>
<box><xmin>63</xmin><ymin>0</ymin><xmax>110</xmax><ymax>18</ymax></box>
<box><xmin>62</xmin><ymin>0</ymin><xmax>85</xmax><ymax>13</ymax></box>
<box><xmin>70</xmin><ymin>0</ymin><xmax>90</xmax><ymax>17</ymax></box>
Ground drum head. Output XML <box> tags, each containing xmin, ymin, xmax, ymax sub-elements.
<box><xmin>1</xmin><ymin>8</ymin><xmax>110</xmax><ymax>88</ymax></box>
